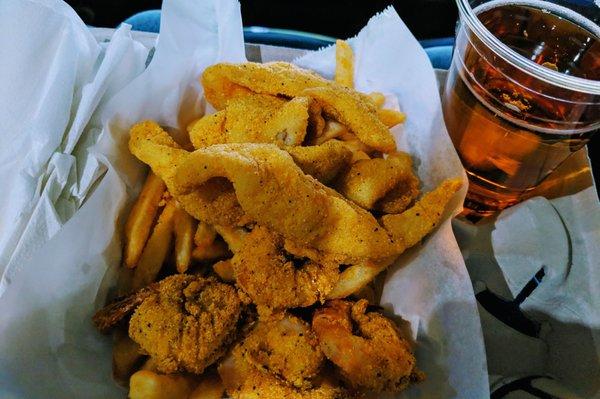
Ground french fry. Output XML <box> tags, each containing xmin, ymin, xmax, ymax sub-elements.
<box><xmin>194</xmin><ymin>222</ymin><xmax>217</xmax><ymax>248</ymax></box>
<box><xmin>132</xmin><ymin>200</ymin><xmax>177</xmax><ymax>291</ymax></box>
<box><xmin>112</xmin><ymin>330</ymin><xmax>144</xmax><ymax>385</ymax></box>
<box><xmin>328</xmin><ymin>258</ymin><xmax>395</xmax><ymax>299</ymax></box>
<box><xmin>377</xmin><ymin>108</ymin><xmax>406</xmax><ymax>127</ymax></box>
<box><xmin>124</xmin><ymin>172</ymin><xmax>166</xmax><ymax>268</ymax></box>
<box><xmin>191</xmin><ymin>240</ymin><xmax>230</xmax><ymax>262</ymax></box>
<box><xmin>188</xmin><ymin>370</ymin><xmax>225</xmax><ymax>399</ymax></box>
<box><xmin>213</xmin><ymin>260</ymin><xmax>235</xmax><ymax>282</ymax></box>
<box><xmin>213</xmin><ymin>225</ymin><xmax>247</xmax><ymax>253</ymax></box>
<box><xmin>174</xmin><ymin>206</ymin><xmax>196</xmax><ymax>273</ymax></box>
<box><xmin>335</xmin><ymin>39</ymin><xmax>354</xmax><ymax>88</ymax></box>
<box><xmin>368</xmin><ymin>92</ymin><xmax>386</xmax><ymax>108</ymax></box>
<box><xmin>129</xmin><ymin>370</ymin><xmax>196</xmax><ymax>399</ymax></box>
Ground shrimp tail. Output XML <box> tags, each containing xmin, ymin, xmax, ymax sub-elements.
<box><xmin>92</xmin><ymin>286</ymin><xmax>155</xmax><ymax>334</ymax></box>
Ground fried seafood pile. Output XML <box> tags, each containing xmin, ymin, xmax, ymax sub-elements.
<box><xmin>93</xmin><ymin>41</ymin><xmax>460</xmax><ymax>398</ymax></box>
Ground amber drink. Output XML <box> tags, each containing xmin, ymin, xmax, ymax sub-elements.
<box><xmin>443</xmin><ymin>0</ymin><xmax>600</xmax><ymax>216</ymax></box>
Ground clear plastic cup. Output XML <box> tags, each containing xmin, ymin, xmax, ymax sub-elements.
<box><xmin>443</xmin><ymin>0</ymin><xmax>600</xmax><ymax>217</ymax></box>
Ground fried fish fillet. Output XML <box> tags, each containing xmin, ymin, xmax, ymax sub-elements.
<box><xmin>172</xmin><ymin>143</ymin><xmax>396</xmax><ymax>263</ymax></box>
<box><xmin>302</xmin><ymin>85</ymin><xmax>396</xmax><ymax>153</ymax></box>
<box><xmin>202</xmin><ymin>62</ymin><xmax>330</xmax><ymax>110</ymax></box>
<box><xmin>336</xmin><ymin>152</ymin><xmax>419</xmax><ymax>212</ymax></box>
<box><xmin>189</xmin><ymin>94</ymin><xmax>310</xmax><ymax>149</ymax></box>
<box><xmin>130</xmin><ymin>123</ymin><xmax>462</xmax><ymax>266</ymax></box>
<box><xmin>287</xmin><ymin>140</ymin><xmax>353</xmax><ymax>184</ymax></box>
<box><xmin>129</xmin><ymin>120</ymin><xmax>245</xmax><ymax>227</ymax></box>
<box><xmin>201</xmin><ymin>62</ymin><xmax>395</xmax><ymax>152</ymax></box>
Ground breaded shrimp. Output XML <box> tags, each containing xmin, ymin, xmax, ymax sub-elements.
<box><xmin>239</xmin><ymin>314</ymin><xmax>324</xmax><ymax>388</ymax></box>
<box><xmin>232</xmin><ymin>226</ymin><xmax>340</xmax><ymax>311</ymax></box>
<box><xmin>312</xmin><ymin>299</ymin><xmax>423</xmax><ymax>393</ymax></box>
<box><xmin>96</xmin><ymin>275</ymin><xmax>242</xmax><ymax>375</ymax></box>
<box><xmin>218</xmin><ymin>337</ymin><xmax>352</xmax><ymax>399</ymax></box>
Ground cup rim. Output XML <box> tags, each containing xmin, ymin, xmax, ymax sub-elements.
<box><xmin>455</xmin><ymin>0</ymin><xmax>600</xmax><ymax>95</ymax></box>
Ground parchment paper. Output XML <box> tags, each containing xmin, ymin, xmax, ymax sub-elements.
<box><xmin>0</xmin><ymin>1</ymin><xmax>489</xmax><ymax>398</ymax></box>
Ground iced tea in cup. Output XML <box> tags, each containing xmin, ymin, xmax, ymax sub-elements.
<box><xmin>443</xmin><ymin>0</ymin><xmax>600</xmax><ymax>217</ymax></box>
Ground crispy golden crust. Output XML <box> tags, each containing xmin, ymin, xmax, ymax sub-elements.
<box><xmin>232</xmin><ymin>226</ymin><xmax>339</xmax><ymax>310</ymax></box>
<box><xmin>172</xmin><ymin>143</ymin><xmax>398</xmax><ymax>263</ymax></box>
<box><xmin>239</xmin><ymin>315</ymin><xmax>324</xmax><ymax>388</ymax></box>
<box><xmin>287</xmin><ymin>140</ymin><xmax>353</xmax><ymax>185</ymax></box>
<box><xmin>263</xmin><ymin>96</ymin><xmax>311</xmax><ymax>146</ymax></box>
<box><xmin>219</xmin><ymin>340</ymin><xmax>352</xmax><ymax>399</ymax></box>
<box><xmin>188</xmin><ymin>111</ymin><xmax>227</xmax><ymax>148</ymax></box>
<box><xmin>381</xmin><ymin>178</ymin><xmax>463</xmax><ymax>248</ymax></box>
<box><xmin>225</xmin><ymin>94</ymin><xmax>287</xmax><ymax>144</ymax></box>
<box><xmin>129</xmin><ymin>275</ymin><xmax>242</xmax><ymax>374</ymax></box>
<box><xmin>129</xmin><ymin>121</ymin><xmax>245</xmax><ymax>226</ymax></box>
<box><xmin>302</xmin><ymin>86</ymin><xmax>396</xmax><ymax>153</ymax></box>
<box><xmin>312</xmin><ymin>299</ymin><xmax>421</xmax><ymax>393</ymax></box>
<box><xmin>129</xmin><ymin>120</ymin><xmax>190</xmax><ymax>187</ymax></box>
<box><xmin>202</xmin><ymin>62</ymin><xmax>330</xmax><ymax>110</ymax></box>
<box><xmin>336</xmin><ymin>153</ymin><xmax>419</xmax><ymax>212</ymax></box>
<box><xmin>190</xmin><ymin>94</ymin><xmax>296</xmax><ymax>149</ymax></box>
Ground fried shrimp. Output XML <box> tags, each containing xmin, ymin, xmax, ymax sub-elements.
<box><xmin>312</xmin><ymin>299</ymin><xmax>422</xmax><ymax>393</ymax></box>
<box><xmin>219</xmin><ymin>337</ymin><xmax>351</xmax><ymax>399</ymax></box>
<box><xmin>127</xmin><ymin>274</ymin><xmax>243</xmax><ymax>374</ymax></box>
<box><xmin>92</xmin><ymin>285</ymin><xmax>156</xmax><ymax>334</ymax></box>
<box><xmin>232</xmin><ymin>226</ymin><xmax>340</xmax><ymax>311</ymax></box>
<box><xmin>238</xmin><ymin>314</ymin><xmax>324</xmax><ymax>388</ymax></box>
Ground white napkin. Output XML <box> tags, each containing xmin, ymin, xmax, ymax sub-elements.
<box><xmin>492</xmin><ymin>197</ymin><xmax>570</xmax><ymax>300</ymax></box>
<box><xmin>455</xmin><ymin>185</ymin><xmax>600</xmax><ymax>398</ymax></box>
<box><xmin>0</xmin><ymin>1</ymin><xmax>489</xmax><ymax>398</ymax></box>
<box><xmin>0</xmin><ymin>0</ymin><xmax>149</xmax><ymax>295</ymax></box>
